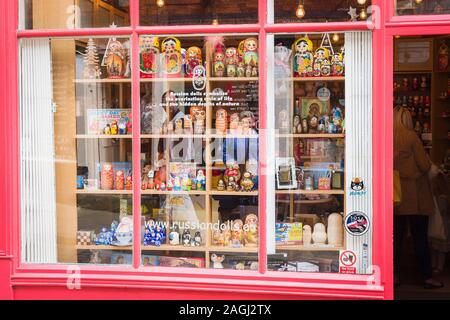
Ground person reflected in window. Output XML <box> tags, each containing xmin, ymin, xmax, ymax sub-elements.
<box><xmin>393</xmin><ymin>106</ymin><xmax>443</xmax><ymax>289</ymax></box>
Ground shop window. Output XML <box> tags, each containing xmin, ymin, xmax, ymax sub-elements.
<box><xmin>20</xmin><ymin>0</ymin><xmax>130</xmax><ymax>29</ymax></box>
<box><xmin>273</xmin><ymin>0</ymin><xmax>372</xmax><ymax>23</ymax></box>
<box><xmin>267</xmin><ymin>32</ymin><xmax>373</xmax><ymax>274</ymax></box>
<box><xmin>396</xmin><ymin>0</ymin><xmax>450</xmax><ymax>16</ymax></box>
<box><xmin>20</xmin><ymin>37</ymin><xmax>133</xmax><ymax>264</ymax></box>
<box><xmin>139</xmin><ymin>0</ymin><xmax>258</xmax><ymax>26</ymax></box>
<box><xmin>139</xmin><ymin>35</ymin><xmax>259</xmax><ymax>269</ymax></box>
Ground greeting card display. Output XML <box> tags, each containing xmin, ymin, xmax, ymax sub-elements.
<box><xmin>87</xmin><ymin>109</ymin><xmax>132</xmax><ymax>135</ymax></box>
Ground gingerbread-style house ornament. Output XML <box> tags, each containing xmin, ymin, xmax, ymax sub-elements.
<box><xmin>83</xmin><ymin>38</ymin><xmax>102</xmax><ymax>79</ymax></box>
<box><xmin>102</xmin><ymin>27</ymin><xmax>128</xmax><ymax>79</ymax></box>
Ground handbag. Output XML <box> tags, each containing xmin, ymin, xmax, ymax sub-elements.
<box><xmin>394</xmin><ymin>170</ymin><xmax>402</xmax><ymax>206</ymax></box>
<box><xmin>428</xmin><ymin>195</ymin><xmax>447</xmax><ymax>240</ymax></box>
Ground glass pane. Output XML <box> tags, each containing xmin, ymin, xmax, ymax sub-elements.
<box><xmin>268</xmin><ymin>32</ymin><xmax>373</xmax><ymax>274</ymax></box>
<box><xmin>139</xmin><ymin>35</ymin><xmax>260</xmax><ymax>270</ymax></box>
<box><xmin>139</xmin><ymin>0</ymin><xmax>258</xmax><ymax>26</ymax></box>
<box><xmin>20</xmin><ymin>37</ymin><xmax>133</xmax><ymax>265</ymax></box>
<box><xmin>21</xmin><ymin>0</ymin><xmax>130</xmax><ymax>29</ymax></box>
<box><xmin>274</xmin><ymin>0</ymin><xmax>372</xmax><ymax>23</ymax></box>
<box><xmin>396</xmin><ymin>0</ymin><xmax>450</xmax><ymax>15</ymax></box>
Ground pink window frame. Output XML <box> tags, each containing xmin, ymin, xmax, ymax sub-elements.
<box><xmin>0</xmin><ymin>0</ymin><xmax>397</xmax><ymax>300</ymax></box>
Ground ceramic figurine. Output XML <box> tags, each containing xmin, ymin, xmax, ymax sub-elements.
<box><xmin>304</xmin><ymin>174</ymin><xmax>313</xmax><ymax>191</ymax></box>
<box><xmin>217</xmin><ymin>179</ymin><xmax>226</xmax><ymax>191</ymax></box>
<box><xmin>301</xmin><ymin>118</ymin><xmax>309</xmax><ymax>134</ymax></box>
<box><xmin>235</xmin><ymin>262</ymin><xmax>245</xmax><ymax>270</ymax></box>
<box><xmin>327</xmin><ymin>213</ymin><xmax>343</xmax><ymax>247</ymax></box>
<box><xmin>140</xmin><ymin>36</ymin><xmax>160</xmax><ymax>78</ymax></box>
<box><xmin>229</xmin><ymin>113</ymin><xmax>240</xmax><ymax>134</ymax></box>
<box><xmin>110</xmin><ymin>120</ymin><xmax>118</xmax><ymax>135</ymax></box>
<box><xmin>186</xmin><ymin>46</ymin><xmax>202</xmax><ymax>77</ymax></box>
<box><xmin>184</xmin><ymin>115</ymin><xmax>193</xmax><ymax>134</ymax></box>
<box><xmin>243</xmin><ymin>214</ymin><xmax>258</xmax><ymax>247</ymax></box>
<box><xmin>173</xmin><ymin>176</ymin><xmax>182</xmax><ymax>191</ymax></box>
<box><xmin>308</xmin><ymin>114</ymin><xmax>319</xmax><ymax>133</ymax></box>
<box><xmin>227</xmin><ymin>176</ymin><xmax>238</xmax><ymax>192</ymax></box>
<box><xmin>332</xmin><ymin>106</ymin><xmax>343</xmax><ymax>133</ymax></box>
<box><xmin>223</xmin><ymin>223</ymin><xmax>231</xmax><ymax>246</ymax></box>
<box><xmin>231</xmin><ymin>219</ymin><xmax>244</xmax><ymax>247</ymax></box>
<box><xmin>224</xmin><ymin>162</ymin><xmax>241</xmax><ymax>186</ymax></box>
<box><xmin>118</xmin><ymin>118</ymin><xmax>128</xmax><ymax>135</ymax></box>
<box><xmin>318</xmin><ymin>117</ymin><xmax>326</xmax><ymax>133</ymax></box>
<box><xmin>331</xmin><ymin>51</ymin><xmax>344</xmax><ymax>77</ymax></box>
<box><xmin>154</xmin><ymin>225</ymin><xmax>166</xmax><ymax>246</ymax></box>
<box><xmin>100</xmin><ymin>163</ymin><xmax>114</xmax><ymax>190</ymax></box>
<box><xmin>216</xmin><ymin>108</ymin><xmax>228</xmax><ymax>135</ymax></box>
<box><xmin>293</xmin><ymin>36</ymin><xmax>314</xmax><ymax>77</ymax></box>
<box><xmin>303</xmin><ymin>225</ymin><xmax>312</xmax><ymax>246</ymax></box>
<box><xmin>166</xmin><ymin>179</ymin><xmax>173</xmax><ymax>191</ymax></box>
<box><xmin>104</xmin><ymin>124</ymin><xmax>111</xmax><ymax>135</ymax></box>
<box><xmin>211</xmin><ymin>253</ymin><xmax>225</xmax><ymax>269</ymax></box>
<box><xmin>182</xmin><ymin>228</ymin><xmax>191</xmax><ymax>246</ymax></box>
<box><xmin>213</xmin><ymin>45</ymin><xmax>226</xmax><ymax>77</ymax></box>
<box><xmin>140</xmin><ymin>164</ymin><xmax>151</xmax><ymax>190</ymax></box>
<box><xmin>240</xmin><ymin>171</ymin><xmax>254</xmax><ymax>192</ymax></box>
<box><xmin>225</xmin><ymin>47</ymin><xmax>238</xmax><ymax>77</ymax></box>
<box><xmin>196</xmin><ymin>170</ymin><xmax>206</xmax><ymax>191</ymax></box>
<box><xmin>212</xmin><ymin>230</ymin><xmax>223</xmax><ymax>246</ymax></box>
<box><xmin>243</xmin><ymin>37</ymin><xmax>258</xmax><ymax>77</ymax></box>
<box><xmin>147</xmin><ymin>170</ymin><xmax>155</xmax><ymax>190</ymax></box>
<box><xmin>103</xmin><ymin>38</ymin><xmax>127</xmax><ymax>79</ymax></box>
<box><xmin>191</xmin><ymin>105</ymin><xmax>206</xmax><ymax>134</ymax></box>
<box><xmin>313</xmin><ymin>47</ymin><xmax>330</xmax><ymax>77</ymax></box>
<box><xmin>161</xmin><ymin>37</ymin><xmax>182</xmax><ymax>77</ymax></box>
<box><xmin>194</xmin><ymin>231</ymin><xmax>202</xmax><ymax>246</ymax></box>
<box><xmin>293</xmin><ymin>115</ymin><xmax>301</xmax><ymax>134</ymax></box>
<box><xmin>115</xmin><ymin>170</ymin><xmax>125</xmax><ymax>190</ymax></box>
<box><xmin>438</xmin><ymin>41</ymin><xmax>449</xmax><ymax>71</ymax></box>
<box><xmin>312</xmin><ymin>223</ymin><xmax>327</xmax><ymax>245</ymax></box>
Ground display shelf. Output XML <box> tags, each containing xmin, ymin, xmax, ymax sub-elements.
<box><xmin>74</xmin><ymin>78</ymin><xmax>131</xmax><ymax>84</ymax></box>
<box><xmin>275</xmin><ymin>197</ymin><xmax>335</xmax><ymax>205</ymax></box>
<box><xmin>76</xmin><ymin>134</ymin><xmax>132</xmax><ymax>139</ymax></box>
<box><xmin>141</xmin><ymin>190</ymin><xmax>207</xmax><ymax>196</ymax></box>
<box><xmin>142</xmin><ymin>245</ymin><xmax>207</xmax><ymax>252</ymax></box>
<box><xmin>140</xmin><ymin>134</ymin><xmax>206</xmax><ymax>139</ymax></box>
<box><xmin>276</xmin><ymin>245</ymin><xmax>344</xmax><ymax>251</ymax></box>
<box><xmin>207</xmin><ymin>246</ymin><xmax>258</xmax><ymax>253</ymax></box>
<box><xmin>289</xmin><ymin>76</ymin><xmax>345</xmax><ymax>82</ymax></box>
<box><xmin>140</xmin><ymin>77</ymin><xmax>192</xmax><ymax>83</ymax></box>
<box><xmin>76</xmin><ymin>189</ymin><xmax>133</xmax><ymax>195</ymax></box>
<box><xmin>208</xmin><ymin>77</ymin><xmax>259</xmax><ymax>82</ymax></box>
<box><xmin>209</xmin><ymin>133</ymin><xmax>259</xmax><ymax>139</ymax></box>
<box><xmin>209</xmin><ymin>190</ymin><xmax>259</xmax><ymax>196</ymax></box>
<box><xmin>76</xmin><ymin>245</ymin><xmax>132</xmax><ymax>250</ymax></box>
<box><xmin>275</xmin><ymin>189</ymin><xmax>344</xmax><ymax>195</ymax></box>
<box><xmin>276</xmin><ymin>133</ymin><xmax>345</xmax><ymax>139</ymax></box>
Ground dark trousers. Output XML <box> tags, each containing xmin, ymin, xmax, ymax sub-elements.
<box><xmin>394</xmin><ymin>215</ymin><xmax>432</xmax><ymax>280</ymax></box>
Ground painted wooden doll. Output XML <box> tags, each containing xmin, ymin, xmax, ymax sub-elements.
<box><xmin>243</xmin><ymin>37</ymin><xmax>258</xmax><ymax>77</ymax></box>
<box><xmin>243</xmin><ymin>214</ymin><xmax>258</xmax><ymax>247</ymax></box>
<box><xmin>190</xmin><ymin>105</ymin><xmax>206</xmax><ymax>134</ymax></box>
<box><xmin>313</xmin><ymin>47</ymin><xmax>331</xmax><ymax>77</ymax></box>
<box><xmin>225</xmin><ymin>47</ymin><xmax>238</xmax><ymax>77</ymax></box>
<box><xmin>293</xmin><ymin>36</ymin><xmax>313</xmax><ymax>77</ymax></box>
<box><xmin>139</xmin><ymin>36</ymin><xmax>160</xmax><ymax>78</ymax></box>
<box><xmin>103</xmin><ymin>38</ymin><xmax>127</xmax><ymax>79</ymax></box>
<box><xmin>216</xmin><ymin>108</ymin><xmax>228</xmax><ymax>135</ymax></box>
<box><xmin>213</xmin><ymin>45</ymin><xmax>226</xmax><ymax>77</ymax></box>
<box><xmin>331</xmin><ymin>51</ymin><xmax>344</xmax><ymax>77</ymax></box>
<box><xmin>229</xmin><ymin>113</ymin><xmax>240</xmax><ymax>134</ymax></box>
<box><xmin>161</xmin><ymin>37</ymin><xmax>182</xmax><ymax>77</ymax></box>
<box><xmin>186</xmin><ymin>46</ymin><xmax>202</xmax><ymax>77</ymax></box>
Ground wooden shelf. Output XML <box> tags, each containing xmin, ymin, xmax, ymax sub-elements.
<box><xmin>209</xmin><ymin>77</ymin><xmax>259</xmax><ymax>82</ymax></box>
<box><xmin>276</xmin><ymin>133</ymin><xmax>345</xmax><ymax>139</ymax></box>
<box><xmin>276</xmin><ymin>189</ymin><xmax>344</xmax><ymax>195</ymax></box>
<box><xmin>288</xmin><ymin>76</ymin><xmax>345</xmax><ymax>82</ymax></box>
<box><xmin>142</xmin><ymin>245</ymin><xmax>207</xmax><ymax>252</ymax></box>
<box><xmin>276</xmin><ymin>197</ymin><xmax>335</xmax><ymax>205</ymax></box>
<box><xmin>140</xmin><ymin>77</ymin><xmax>259</xmax><ymax>83</ymax></box>
<box><xmin>76</xmin><ymin>189</ymin><xmax>133</xmax><ymax>195</ymax></box>
<box><xmin>76</xmin><ymin>134</ymin><xmax>132</xmax><ymax>139</ymax></box>
<box><xmin>74</xmin><ymin>78</ymin><xmax>131</xmax><ymax>84</ymax></box>
<box><xmin>207</xmin><ymin>246</ymin><xmax>258</xmax><ymax>253</ymax></box>
<box><xmin>140</xmin><ymin>77</ymin><xmax>192</xmax><ymax>83</ymax></box>
<box><xmin>76</xmin><ymin>244</ymin><xmax>258</xmax><ymax>253</ymax></box>
<box><xmin>209</xmin><ymin>133</ymin><xmax>259</xmax><ymax>139</ymax></box>
<box><xmin>141</xmin><ymin>134</ymin><xmax>206</xmax><ymax>139</ymax></box>
<box><xmin>141</xmin><ymin>190</ymin><xmax>207</xmax><ymax>196</ymax></box>
<box><xmin>209</xmin><ymin>190</ymin><xmax>259</xmax><ymax>196</ymax></box>
<box><xmin>276</xmin><ymin>245</ymin><xmax>343</xmax><ymax>251</ymax></box>
<box><xmin>76</xmin><ymin>245</ymin><xmax>132</xmax><ymax>250</ymax></box>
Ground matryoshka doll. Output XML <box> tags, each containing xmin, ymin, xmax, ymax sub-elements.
<box><xmin>186</xmin><ymin>46</ymin><xmax>202</xmax><ymax>77</ymax></box>
<box><xmin>313</xmin><ymin>47</ymin><xmax>330</xmax><ymax>77</ymax></box>
<box><xmin>101</xmin><ymin>163</ymin><xmax>114</xmax><ymax>190</ymax></box>
<box><xmin>104</xmin><ymin>38</ymin><xmax>127</xmax><ymax>79</ymax></box>
<box><xmin>243</xmin><ymin>214</ymin><xmax>258</xmax><ymax>247</ymax></box>
<box><xmin>229</xmin><ymin>113</ymin><xmax>240</xmax><ymax>134</ymax></box>
<box><xmin>139</xmin><ymin>36</ymin><xmax>160</xmax><ymax>78</ymax></box>
<box><xmin>161</xmin><ymin>37</ymin><xmax>182</xmax><ymax>77</ymax></box>
<box><xmin>225</xmin><ymin>47</ymin><xmax>238</xmax><ymax>77</ymax></box>
<box><xmin>215</xmin><ymin>108</ymin><xmax>228</xmax><ymax>135</ymax></box>
<box><xmin>191</xmin><ymin>105</ymin><xmax>206</xmax><ymax>134</ymax></box>
<box><xmin>438</xmin><ymin>41</ymin><xmax>449</xmax><ymax>72</ymax></box>
<box><xmin>293</xmin><ymin>36</ymin><xmax>314</xmax><ymax>77</ymax></box>
<box><xmin>213</xmin><ymin>45</ymin><xmax>226</xmax><ymax>77</ymax></box>
<box><xmin>237</xmin><ymin>40</ymin><xmax>246</xmax><ymax>77</ymax></box>
<box><xmin>331</xmin><ymin>51</ymin><xmax>344</xmax><ymax>77</ymax></box>
<box><xmin>243</xmin><ymin>37</ymin><xmax>258</xmax><ymax>77</ymax></box>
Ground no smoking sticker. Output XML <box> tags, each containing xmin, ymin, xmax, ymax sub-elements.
<box><xmin>339</xmin><ymin>250</ymin><xmax>357</xmax><ymax>274</ymax></box>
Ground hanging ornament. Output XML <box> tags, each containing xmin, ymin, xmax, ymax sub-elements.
<box><xmin>332</xmin><ymin>33</ymin><xmax>340</xmax><ymax>43</ymax></box>
<box><xmin>320</xmin><ymin>33</ymin><xmax>335</xmax><ymax>55</ymax></box>
<box><xmin>438</xmin><ymin>41</ymin><xmax>449</xmax><ymax>72</ymax></box>
<box><xmin>82</xmin><ymin>38</ymin><xmax>102</xmax><ymax>79</ymax></box>
<box><xmin>102</xmin><ymin>23</ymin><xmax>127</xmax><ymax>79</ymax></box>
<box><xmin>347</xmin><ymin>6</ymin><xmax>358</xmax><ymax>22</ymax></box>
<box><xmin>360</xmin><ymin>8</ymin><xmax>367</xmax><ymax>20</ymax></box>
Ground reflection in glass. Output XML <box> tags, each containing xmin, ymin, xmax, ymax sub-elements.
<box><xmin>396</xmin><ymin>0</ymin><xmax>450</xmax><ymax>16</ymax></box>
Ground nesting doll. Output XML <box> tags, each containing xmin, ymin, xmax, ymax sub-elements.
<box><xmin>140</xmin><ymin>36</ymin><xmax>160</xmax><ymax>78</ymax></box>
<box><xmin>313</xmin><ymin>47</ymin><xmax>330</xmax><ymax>77</ymax></box>
<box><xmin>216</xmin><ymin>108</ymin><xmax>228</xmax><ymax>135</ymax></box>
<box><xmin>243</xmin><ymin>37</ymin><xmax>258</xmax><ymax>77</ymax></box>
<box><xmin>161</xmin><ymin>37</ymin><xmax>182</xmax><ymax>77</ymax></box>
<box><xmin>293</xmin><ymin>36</ymin><xmax>314</xmax><ymax>77</ymax></box>
<box><xmin>186</xmin><ymin>46</ymin><xmax>202</xmax><ymax>77</ymax></box>
<box><xmin>331</xmin><ymin>51</ymin><xmax>344</xmax><ymax>77</ymax></box>
<box><xmin>183</xmin><ymin>115</ymin><xmax>193</xmax><ymax>134</ymax></box>
<box><xmin>231</xmin><ymin>219</ymin><xmax>244</xmax><ymax>247</ymax></box>
<box><xmin>213</xmin><ymin>45</ymin><xmax>226</xmax><ymax>77</ymax></box>
<box><xmin>229</xmin><ymin>113</ymin><xmax>240</xmax><ymax>134</ymax></box>
<box><xmin>225</xmin><ymin>47</ymin><xmax>238</xmax><ymax>77</ymax></box>
<box><xmin>243</xmin><ymin>214</ymin><xmax>258</xmax><ymax>247</ymax></box>
<box><xmin>190</xmin><ymin>105</ymin><xmax>206</xmax><ymax>134</ymax></box>
<box><xmin>103</xmin><ymin>38</ymin><xmax>127</xmax><ymax>79</ymax></box>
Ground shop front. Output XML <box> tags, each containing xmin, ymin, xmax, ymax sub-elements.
<box><xmin>1</xmin><ymin>0</ymin><xmax>448</xmax><ymax>300</ymax></box>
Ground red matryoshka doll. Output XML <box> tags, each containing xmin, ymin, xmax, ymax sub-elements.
<box><xmin>186</xmin><ymin>46</ymin><xmax>202</xmax><ymax>77</ymax></box>
<box><xmin>293</xmin><ymin>36</ymin><xmax>314</xmax><ymax>77</ymax></box>
<box><xmin>215</xmin><ymin>108</ymin><xmax>228</xmax><ymax>135</ymax></box>
<box><xmin>225</xmin><ymin>47</ymin><xmax>238</xmax><ymax>77</ymax></box>
<box><xmin>161</xmin><ymin>37</ymin><xmax>182</xmax><ymax>77</ymax></box>
<box><xmin>125</xmin><ymin>175</ymin><xmax>133</xmax><ymax>190</ymax></box>
<box><xmin>140</xmin><ymin>36</ymin><xmax>160</xmax><ymax>78</ymax></box>
<box><xmin>103</xmin><ymin>38</ymin><xmax>127</xmax><ymax>79</ymax></box>
<box><xmin>101</xmin><ymin>163</ymin><xmax>114</xmax><ymax>190</ymax></box>
<box><xmin>438</xmin><ymin>41</ymin><xmax>449</xmax><ymax>72</ymax></box>
<box><xmin>243</xmin><ymin>37</ymin><xmax>258</xmax><ymax>77</ymax></box>
<box><xmin>313</xmin><ymin>47</ymin><xmax>330</xmax><ymax>77</ymax></box>
<box><xmin>213</xmin><ymin>45</ymin><xmax>226</xmax><ymax>77</ymax></box>
<box><xmin>331</xmin><ymin>51</ymin><xmax>344</xmax><ymax>77</ymax></box>
<box><xmin>115</xmin><ymin>170</ymin><xmax>125</xmax><ymax>190</ymax></box>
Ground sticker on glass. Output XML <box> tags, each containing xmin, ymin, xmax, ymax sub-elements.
<box><xmin>349</xmin><ymin>177</ymin><xmax>367</xmax><ymax>196</ymax></box>
<box><xmin>345</xmin><ymin>211</ymin><xmax>370</xmax><ymax>236</ymax></box>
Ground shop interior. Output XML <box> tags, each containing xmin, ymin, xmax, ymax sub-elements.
<box><xmin>394</xmin><ymin>35</ymin><xmax>450</xmax><ymax>299</ymax></box>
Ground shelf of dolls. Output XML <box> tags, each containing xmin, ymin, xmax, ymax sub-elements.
<box><xmin>275</xmin><ymin>197</ymin><xmax>335</xmax><ymax>205</ymax></box>
<box><xmin>76</xmin><ymin>189</ymin><xmax>133</xmax><ymax>195</ymax></box>
<box><xmin>74</xmin><ymin>78</ymin><xmax>132</xmax><ymax>84</ymax></box>
<box><xmin>275</xmin><ymin>189</ymin><xmax>344</xmax><ymax>195</ymax></box>
<box><xmin>276</xmin><ymin>133</ymin><xmax>345</xmax><ymax>139</ymax></box>
<box><xmin>141</xmin><ymin>190</ymin><xmax>208</xmax><ymax>196</ymax></box>
<box><xmin>76</xmin><ymin>245</ymin><xmax>132</xmax><ymax>250</ymax></box>
<box><xmin>209</xmin><ymin>190</ymin><xmax>259</xmax><ymax>196</ymax></box>
<box><xmin>140</xmin><ymin>134</ymin><xmax>207</xmax><ymax>139</ymax></box>
<box><xmin>207</xmin><ymin>246</ymin><xmax>258</xmax><ymax>253</ymax></box>
<box><xmin>208</xmin><ymin>133</ymin><xmax>259</xmax><ymax>139</ymax></box>
<box><xmin>208</xmin><ymin>77</ymin><xmax>259</xmax><ymax>82</ymax></box>
<box><xmin>140</xmin><ymin>77</ymin><xmax>193</xmax><ymax>83</ymax></box>
<box><xmin>289</xmin><ymin>76</ymin><xmax>345</xmax><ymax>82</ymax></box>
<box><xmin>76</xmin><ymin>134</ymin><xmax>133</xmax><ymax>139</ymax></box>
<box><xmin>142</xmin><ymin>245</ymin><xmax>207</xmax><ymax>252</ymax></box>
<box><xmin>276</xmin><ymin>245</ymin><xmax>344</xmax><ymax>251</ymax></box>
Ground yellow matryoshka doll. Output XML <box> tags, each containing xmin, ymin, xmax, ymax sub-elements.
<box><xmin>313</xmin><ymin>47</ymin><xmax>330</xmax><ymax>77</ymax></box>
<box><xmin>140</xmin><ymin>36</ymin><xmax>160</xmax><ymax>78</ymax></box>
<box><xmin>161</xmin><ymin>37</ymin><xmax>182</xmax><ymax>77</ymax></box>
<box><xmin>293</xmin><ymin>36</ymin><xmax>313</xmax><ymax>77</ymax></box>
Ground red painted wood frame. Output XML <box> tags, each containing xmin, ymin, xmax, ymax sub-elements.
<box><xmin>0</xmin><ymin>0</ymin><xmax>401</xmax><ymax>300</ymax></box>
